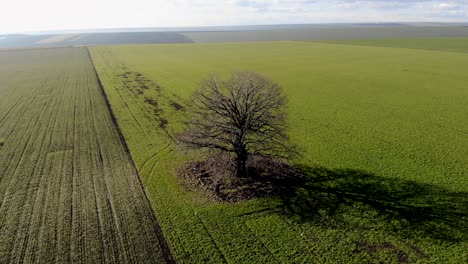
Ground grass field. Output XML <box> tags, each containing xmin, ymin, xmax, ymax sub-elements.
<box><xmin>91</xmin><ymin>40</ymin><xmax>468</xmax><ymax>263</ymax></box>
<box><xmin>317</xmin><ymin>37</ymin><xmax>468</xmax><ymax>53</ymax></box>
<box><xmin>0</xmin><ymin>47</ymin><xmax>171</xmax><ymax>263</ymax></box>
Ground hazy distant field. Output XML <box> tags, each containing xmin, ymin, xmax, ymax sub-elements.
<box><xmin>318</xmin><ymin>37</ymin><xmax>468</xmax><ymax>53</ymax></box>
<box><xmin>91</xmin><ymin>40</ymin><xmax>468</xmax><ymax>263</ymax></box>
<box><xmin>183</xmin><ymin>26</ymin><xmax>468</xmax><ymax>43</ymax></box>
<box><xmin>3</xmin><ymin>25</ymin><xmax>468</xmax><ymax>49</ymax></box>
<box><xmin>0</xmin><ymin>48</ymin><xmax>170</xmax><ymax>263</ymax></box>
<box><xmin>0</xmin><ymin>32</ymin><xmax>192</xmax><ymax>49</ymax></box>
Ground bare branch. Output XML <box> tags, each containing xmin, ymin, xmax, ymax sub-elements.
<box><xmin>176</xmin><ymin>71</ymin><xmax>296</xmax><ymax>177</ymax></box>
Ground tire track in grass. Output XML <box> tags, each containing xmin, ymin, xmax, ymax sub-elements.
<box><xmin>193</xmin><ymin>213</ymin><xmax>228</xmax><ymax>263</ymax></box>
<box><xmin>9</xmin><ymin>73</ymin><xmax>63</xmax><ymax>262</ymax></box>
<box><xmin>86</xmin><ymin>52</ymin><xmax>111</xmax><ymax>263</ymax></box>
<box><xmin>0</xmin><ymin>77</ymin><xmax>51</xmax><ymax>189</ymax></box>
<box><xmin>40</xmin><ymin>73</ymin><xmax>73</xmax><ymax>263</ymax></box>
<box><xmin>95</xmin><ymin>147</ymin><xmax>125</xmax><ymax>263</ymax></box>
<box><xmin>35</xmin><ymin>72</ymin><xmax>70</xmax><ymax>261</ymax></box>
<box><xmin>20</xmin><ymin>71</ymin><xmax>69</xmax><ymax>263</ymax></box>
<box><xmin>88</xmin><ymin>67</ymin><xmax>126</xmax><ymax>263</ymax></box>
<box><xmin>140</xmin><ymin>142</ymin><xmax>172</xmax><ymax>174</ymax></box>
<box><xmin>89</xmin><ymin>48</ymin><xmax>235</xmax><ymax>263</ymax></box>
<box><xmin>0</xmin><ymin>73</ymin><xmax>48</xmax><ymax>127</ymax></box>
<box><xmin>95</xmin><ymin>51</ymin><xmax>159</xmax><ymax>165</ymax></box>
<box><xmin>87</xmin><ymin>47</ymin><xmax>175</xmax><ymax>264</ymax></box>
<box><xmin>83</xmin><ymin>71</ymin><xmax>108</xmax><ymax>263</ymax></box>
<box><xmin>0</xmin><ymin>47</ymin><xmax>176</xmax><ymax>263</ymax></box>
<box><xmin>0</xmin><ymin>97</ymin><xmax>49</xmax><ymax>216</ymax></box>
<box><xmin>74</xmin><ymin>59</ymin><xmax>103</xmax><ymax>263</ymax></box>
<box><xmin>242</xmin><ymin>221</ymin><xmax>279</xmax><ymax>263</ymax></box>
<box><xmin>1</xmin><ymin>74</ymin><xmax>61</xmax><ymax>256</ymax></box>
<box><xmin>67</xmin><ymin>80</ymin><xmax>77</xmax><ymax>264</ymax></box>
<box><xmin>107</xmin><ymin>71</ymin><xmax>155</xmax><ymax>163</ymax></box>
<box><xmin>0</xmin><ymin>89</ymin><xmax>30</xmax><ymax>126</ymax></box>
<box><xmin>0</xmin><ymin>94</ymin><xmax>53</xmax><ymax>263</ymax></box>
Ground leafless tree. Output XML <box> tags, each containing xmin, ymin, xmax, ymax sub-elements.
<box><xmin>177</xmin><ymin>71</ymin><xmax>295</xmax><ymax>177</ymax></box>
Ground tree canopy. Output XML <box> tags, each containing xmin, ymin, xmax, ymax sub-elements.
<box><xmin>177</xmin><ymin>71</ymin><xmax>294</xmax><ymax>177</ymax></box>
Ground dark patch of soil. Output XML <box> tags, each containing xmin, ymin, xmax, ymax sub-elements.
<box><xmin>145</xmin><ymin>97</ymin><xmax>163</xmax><ymax>116</ymax></box>
<box><xmin>178</xmin><ymin>154</ymin><xmax>303</xmax><ymax>202</ymax></box>
<box><xmin>145</xmin><ymin>97</ymin><xmax>158</xmax><ymax>107</ymax></box>
<box><xmin>355</xmin><ymin>240</ymin><xmax>409</xmax><ymax>263</ymax></box>
<box><xmin>87</xmin><ymin>50</ymin><xmax>175</xmax><ymax>263</ymax></box>
<box><xmin>119</xmin><ymin>70</ymin><xmax>163</xmax><ymax>94</ymax></box>
<box><xmin>170</xmin><ymin>101</ymin><xmax>184</xmax><ymax>111</ymax></box>
<box><xmin>159</xmin><ymin>118</ymin><xmax>168</xmax><ymax>128</ymax></box>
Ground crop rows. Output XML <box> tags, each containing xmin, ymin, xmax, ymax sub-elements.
<box><xmin>0</xmin><ymin>47</ymin><xmax>171</xmax><ymax>263</ymax></box>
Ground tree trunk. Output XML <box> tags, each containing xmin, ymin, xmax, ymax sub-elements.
<box><xmin>235</xmin><ymin>148</ymin><xmax>248</xmax><ymax>178</ymax></box>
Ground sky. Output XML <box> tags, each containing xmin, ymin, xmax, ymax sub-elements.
<box><xmin>1</xmin><ymin>0</ymin><xmax>467</xmax><ymax>34</ymax></box>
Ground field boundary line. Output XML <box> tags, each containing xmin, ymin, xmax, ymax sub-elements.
<box><xmin>309</xmin><ymin>40</ymin><xmax>468</xmax><ymax>54</ymax></box>
<box><xmin>85</xmin><ymin>47</ymin><xmax>175</xmax><ymax>264</ymax></box>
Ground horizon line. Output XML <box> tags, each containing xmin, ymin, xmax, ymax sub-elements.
<box><xmin>2</xmin><ymin>21</ymin><xmax>468</xmax><ymax>36</ymax></box>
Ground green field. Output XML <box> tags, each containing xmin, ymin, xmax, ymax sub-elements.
<box><xmin>0</xmin><ymin>47</ymin><xmax>170</xmax><ymax>263</ymax></box>
<box><xmin>317</xmin><ymin>37</ymin><xmax>468</xmax><ymax>53</ymax></box>
<box><xmin>91</xmin><ymin>40</ymin><xmax>468</xmax><ymax>263</ymax></box>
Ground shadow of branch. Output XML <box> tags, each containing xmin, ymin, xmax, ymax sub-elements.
<box><xmin>273</xmin><ymin>165</ymin><xmax>467</xmax><ymax>243</ymax></box>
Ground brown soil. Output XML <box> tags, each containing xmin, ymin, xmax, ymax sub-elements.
<box><xmin>178</xmin><ymin>154</ymin><xmax>304</xmax><ymax>202</ymax></box>
<box><xmin>159</xmin><ymin>118</ymin><xmax>168</xmax><ymax>129</ymax></box>
<box><xmin>170</xmin><ymin>101</ymin><xmax>184</xmax><ymax>111</ymax></box>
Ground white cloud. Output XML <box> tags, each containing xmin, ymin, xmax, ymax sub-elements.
<box><xmin>0</xmin><ymin>0</ymin><xmax>467</xmax><ymax>34</ymax></box>
<box><xmin>434</xmin><ymin>2</ymin><xmax>459</xmax><ymax>10</ymax></box>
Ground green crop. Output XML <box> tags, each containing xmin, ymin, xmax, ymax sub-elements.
<box><xmin>0</xmin><ymin>47</ymin><xmax>170</xmax><ymax>263</ymax></box>
<box><xmin>316</xmin><ymin>37</ymin><xmax>468</xmax><ymax>53</ymax></box>
<box><xmin>90</xmin><ymin>40</ymin><xmax>468</xmax><ymax>263</ymax></box>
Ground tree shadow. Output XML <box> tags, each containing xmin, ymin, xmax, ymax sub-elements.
<box><xmin>179</xmin><ymin>155</ymin><xmax>467</xmax><ymax>243</ymax></box>
<box><xmin>272</xmin><ymin>164</ymin><xmax>468</xmax><ymax>243</ymax></box>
